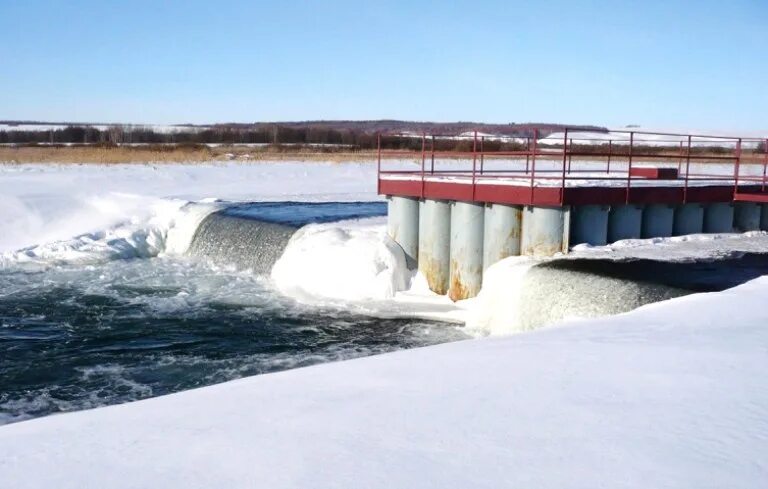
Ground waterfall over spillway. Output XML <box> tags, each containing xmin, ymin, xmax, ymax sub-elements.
<box><xmin>469</xmin><ymin>252</ymin><xmax>768</xmax><ymax>335</ymax></box>
<box><xmin>187</xmin><ymin>213</ymin><xmax>297</xmax><ymax>273</ymax></box>
<box><xmin>184</xmin><ymin>202</ymin><xmax>388</xmax><ymax>274</ymax></box>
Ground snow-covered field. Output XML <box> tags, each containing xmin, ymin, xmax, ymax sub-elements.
<box><xmin>0</xmin><ymin>161</ymin><xmax>767</xmax><ymax>488</ymax></box>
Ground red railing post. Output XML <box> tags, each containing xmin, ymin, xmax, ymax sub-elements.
<box><xmin>733</xmin><ymin>138</ymin><xmax>742</xmax><ymax>198</ymax></box>
<box><xmin>525</xmin><ymin>137</ymin><xmax>530</xmax><ymax>173</ymax></box>
<box><xmin>529</xmin><ymin>129</ymin><xmax>538</xmax><ymax>204</ymax></box>
<box><xmin>421</xmin><ymin>133</ymin><xmax>426</xmax><ymax>169</ymax></box>
<box><xmin>625</xmin><ymin>132</ymin><xmax>634</xmax><ymax>204</ymax></box>
<box><xmin>420</xmin><ymin>132</ymin><xmax>426</xmax><ymax>199</ymax></box>
<box><xmin>683</xmin><ymin>135</ymin><xmax>692</xmax><ymax>203</ymax></box>
<box><xmin>607</xmin><ymin>139</ymin><xmax>612</xmax><ymax>174</ymax></box>
<box><xmin>472</xmin><ymin>131</ymin><xmax>478</xmax><ymax>200</ymax></box>
<box><xmin>762</xmin><ymin>138</ymin><xmax>768</xmax><ymax>192</ymax></box>
<box><xmin>677</xmin><ymin>140</ymin><xmax>684</xmax><ymax>172</ymax></box>
<box><xmin>376</xmin><ymin>132</ymin><xmax>381</xmax><ymax>194</ymax></box>
<box><xmin>560</xmin><ymin>128</ymin><xmax>569</xmax><ymax>205</ymax></box>
<box><xmin>430</xmin><ymin>135</ymin><xmax>435</xmax><ymax>174</ymax></box>
<box><xmin>567</xmin><ymin>137</ymin><xmax>573</xmax><ymax>173</ymax></box>
<box><xmin>480</xmin><ymin>136</ymin><xmax>485</xmax><ymax>175</ymax></box>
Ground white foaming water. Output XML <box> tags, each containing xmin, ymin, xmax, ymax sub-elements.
<box><xmin>464</xmin><ymin>257</ymin><xmax>537</xmax><ymax>336</ymax></box>
<box><xmin>0</xmin><ymin>199</ymin><xmax>223</xmax><ymax>269</ymax></box>
<box><xmin>271</xmin><ymin>218</ymin><xmax>413</xmax><ymax>302</ymax></box>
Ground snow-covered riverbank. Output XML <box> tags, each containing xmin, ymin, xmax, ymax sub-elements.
<box><xmin>2</xmin><ymin>275</ymin><xmax>767</xmax><ymax>488</ymax></box>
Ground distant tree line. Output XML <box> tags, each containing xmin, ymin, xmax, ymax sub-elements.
<box><xmin>2</xmin><ymin>126</ymin><xmax>766</xmax><ymax>156</ymax></box>
<box><xmin>0</xmin><ymin>120</ymin><xmax>608</xmax><ymax>150</ymax></box>
<box><xmin>0</xmin><ymin>125</ymin><xmax>376</xmax><ymax>147</ymax></box>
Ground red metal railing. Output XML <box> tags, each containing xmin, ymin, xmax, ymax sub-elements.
<box><xmin>376</xmin><ymin>128</ymin><xmax>768</xmax><ymax>206</ymax></box>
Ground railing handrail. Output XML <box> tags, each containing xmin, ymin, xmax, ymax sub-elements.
<box><xmin>376</xmin><ymin>128</ymin><xmax>768</xmax><ymax>203</ymax></box>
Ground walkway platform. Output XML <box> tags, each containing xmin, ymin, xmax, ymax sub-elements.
<box><xmin>377</xmin><ymin>129</ymin><xmax>768</xmax><ymax>206</ymax></box>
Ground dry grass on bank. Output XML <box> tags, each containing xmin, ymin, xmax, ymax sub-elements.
<box><xmin>1</xmin><ymin>144</ymin><xmax>765</xmax><ymax>166</ymax></box>
<box><xmin>0</xmin><ymin>145</ymin><xmax>382</xmax><ymax>164</ymax></box>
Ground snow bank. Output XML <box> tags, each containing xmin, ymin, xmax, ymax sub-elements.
<box><xmin>0</xmin><ymin>200</ymin><xmax>222</xmax><ymax>268</ymax></box>
<box><xmin>0</xmin><ymin>162</ymin><xmax>381</xmax><ymax>253</ymax></box>
<box><xmin>2</xmin><ymin>277</ymin><xmax>766</xmax><ymax>488</ymax></box>
<box><xmin>271</xmin><ymin>219</ymin><xmax>412</xmax><ymax>302</ymax></box>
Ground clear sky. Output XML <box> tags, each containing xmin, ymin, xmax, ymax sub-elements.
<box><xmin>1</xmin><ymin>0</ymin><xmax>766</xmax><ymax>130</ymax></box>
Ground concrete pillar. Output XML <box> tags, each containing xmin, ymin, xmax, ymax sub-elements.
<box><xmin>608</xmin><ymin>205</ymin><xmax>642</xmax><ymax>242</ymax></box>
<box><xmin>734</xmin><ymin>202</ymin><xmax>761</xmax><ymax>231</ymax></box>
<box><xmin>386</xmin><ymin>196</ymin><xmax>419</xmax><ymax>268</ymax></box>
<box><xmin>673</xmin><ymin>203</ymin><xmax>704</xmax><ymax>236</ymax></box>
<box><xmin>641</xmin><ymin>204</ymin><xmax>674</xmax><ymax>238</ymax></box>
<box><xmin>571</xmin><ymin>205</ymin><xmax>609</xmax><ymax>246</ymax></box>
<box><xmin>449</xmin><ymin>201</ymin><xmax>484</xmax><ymax>301</ymax></box>
<box><xmin>704</xmin><ymin>203</ymin><xmax>734</xmax><ymax>234</ymax></box>
<box><xmin>761</xmin><ymin>204</ymin><xmax>768</xmax><ymax>231</ymax></box>
<box><xmin>418</xmin><ymin>199</ymin><xmax>451</xmax><ymax>295</ymax></box>
<box><xmin>483</xmin><ymin>203</ymin><xmax>522</xmax><ymax>271</ymax></box>
<box><xmin>521</xmin><ymin>206</ymin><xmax>570</xmax><ymax>256</ymax></box>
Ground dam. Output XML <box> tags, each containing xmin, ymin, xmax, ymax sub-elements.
<box><xmin>379</xmin><ymin>129</ymin><xmax>768</xmax><ymax>300</ymax></box>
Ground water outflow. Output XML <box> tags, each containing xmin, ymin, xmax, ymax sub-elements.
<box><xmin>188</xmin><ymin>213</ymin><xmax>297</xmax><ymax>273</ymax></box>
<box><xmin>186</xmin><ymin>201</ymin><xmax>387</xmax><ymax>273</ymax></box>
<box><xmin>516</xmin><ymin>253</ymin><xmax>768</xmax><ymax>331</ymax></box>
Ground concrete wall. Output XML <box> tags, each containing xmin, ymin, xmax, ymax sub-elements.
<box><xmin>608</xmin><ymin>205</ymin><xmax>642</xmax><ymax>242</ymax></box>
<box><xmin>571</xmin><ymin>205</ymin><xmax>609</xmax><ymax>246</ymax></box>
<box><xmin>418</xmin><ymin>199</ymin><xmax>451</xmax><ymax>295</ymax></box>
<box><xmin>642</xmin><ymin>204</ymin><xmax>674</xmax><ymax>238</ymax></box>
<box><xmin>673</xmin><ymin>204</ymin><xmax>704</xmax><ymax>236</ymax></box>
<box><xmin>521</xmin><ymin>206</ymin><xmax>570</xmax><ymax>256</ymax></box>
<box><xmin>386</xmin><ymin>196</ymin><xmax>419</xmax><ymax>268</ymax></box>
<box><xmin>734</xmin><ymin>203</ymin><xmax>761</xmax><ymax>231</ymax></box>
<box><xmin>704</xmin><ymin>203</ymin><xmax>734</xmax><ymax>233</ymax></box>
<box><xmin>483</xmin><ymin>204</ymin><xmax>522</xmax><ymax>271</ymax></box>
<box><xmin>449</xmin><ymin>202</ymin><xmax>484</xmax><ymax>301</ymax></box>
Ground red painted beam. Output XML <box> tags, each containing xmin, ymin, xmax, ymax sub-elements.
<box><xmin>629</xmin><ymin>167</ymin><xmax>679</xmax><ymax>179</ymax></box>
<box><xmin>379</xmin><ymin>178</ymin><xmax>760</xmax><ymax>207</ymax></box>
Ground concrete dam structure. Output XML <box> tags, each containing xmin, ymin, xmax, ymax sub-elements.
<box><xmin>379</xmin><ymin>129</ymin><xmax>768</xmax><ymax>300</ymax></box>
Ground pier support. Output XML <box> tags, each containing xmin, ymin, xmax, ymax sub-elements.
<box><xmin>704</xmin><ymin>203</ymin><xmax>734</xmax><ymax>233</ymax></box>
<box><xmin>734</xmin><ymin>202</ymin><xmax>761</xmax><ymax>231</ymax></box>
<box><xmin>641</xmin><ymin>204</ymin><xmax>674</xmax><ymax>238</ymax></box>
<box><xmin>521</xmin><ymin>206</ymin><xmax>570</xmax><ymax>256</ymax></box>
<box><xmin>571</xmin><ymin>205</ymin><xmax>609</xmax><ymax>246</ymax></box>
<box><xmin>418</xmin><ymin>199</ymin><xmax>451</xmax><ymax>295</ymax></box>
<box><xmin>483</xmin><ymin>203</ymin><xmax>522</xmax><ymax>271</ymax></box>
<box><xmin>673</xmin><ymin>203</ymin><xmax>704</xmax><ymax>236</ymax></box>
<box><xmin>449</xmin><ymin>201</ymin><xmax>485</xmax><ymax>301</ymax></box>
<box><xmin>386</xmin><ymin>196</ymin><xmax>419</xmax><ymax>268</ymax></box>
<box><xmin>608</xmin><ymin>205</ymin><xmax>642</xmax><ymax>242</ymax></box>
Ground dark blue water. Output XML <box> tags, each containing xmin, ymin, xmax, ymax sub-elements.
<box><xmin>0</xmin><ymin>201</ymin><xmax>464</xmax><ymax>425</ymax></box>
<box><xmin>222</xmin><ymin>201</ymin><xmax>387</xmax><ymax>227</ymax></box>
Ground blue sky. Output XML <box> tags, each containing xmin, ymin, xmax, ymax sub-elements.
<box><xmin>1</xmin><ymin>0</ymin><xmax>766</xmax><ymax>130</ymax></box>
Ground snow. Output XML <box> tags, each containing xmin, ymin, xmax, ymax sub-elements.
<box><xmin>1</xmin><ymin>276</ymin><xmax>767</xmax><ymax>488</ymax></box>
<box><xmin>540</xmin><ymin>127</ymin><xmax>767</xmax><ymax>148</ymax></box>
<box><xmin>271</xmin><ymin>219</ymin><xmax>412</xmax><ymax>302</ymax></box>
<box><xmin>0</xmin><ymin>162</ymin><xmax>380</xmax><ymax>254</ymax></box>
<box><xmin>0</xmin><ymin>123</ymin><xmax>207</xmax><ymax>133</ymax></box>
<box><xmin>570</xmin><ymin>230</ymin><xmax>768</xmax><ymax>261</ymax></box>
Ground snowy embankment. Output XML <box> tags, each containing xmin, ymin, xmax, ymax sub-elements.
<box><xmin>1</xmin><ymin>277</ymin><xmax>767</xmax><ymax>488</ymax></box>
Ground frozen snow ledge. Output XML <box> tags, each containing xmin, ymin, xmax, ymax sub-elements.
<box><xmin>2</xmin><ymin>279</ymin><xmax>768</xmax><ymax>488</ymax></box>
